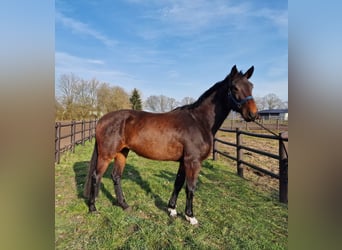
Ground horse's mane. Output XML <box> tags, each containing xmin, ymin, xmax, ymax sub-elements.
<box><xmin>172</xmin><ymin>70</ymin><xmax>246</xmax><ymax>111</ymax></box>
<box><xmin>173</xmin><ymin>80</ymin><xmax>225</xmax><ymax>111</ymax></box>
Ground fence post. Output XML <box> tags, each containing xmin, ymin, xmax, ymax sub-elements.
<box><xmin>89</xmin><ymin>120</ymin><xmax>93</xmax><ymax>142</ymax></box>
<box><xmin>85</xmin><ymin>120</ymin><xmax>89</xmax><ymax>141</ymax></box>
<box><xmin>277</xmin><ymin>119</ymin><xmax>280</xmax><ymax>130</ymax></box>
<box><xmin>55</xmin><ymin>122</ymin><xmax>61</xmax><ymax>164</ymax></box>
<box><xmin>279</xmin><ymin>132</ymin><xmax>288</xmax><ymax>203</ymax></box>
<box><xmin>88</xmin><ymin>120</ymin><xmax>92</xmax><ymax>140</ymax></box>
<box><xmin>236</xmin><ymin>128</ymin><xmax>244</xmax><ymax>177</ymax></box>
<box><xmin>95</xmin><ymin>119</ymin><xmax>98</xmax><ymax>136</ymax></box>
<box><xmin>93</xmin><ymin>119</ymin><xmax>97</xmax><ymax>139</ymax></box>
<box><xmin>212</xmin><ymin>138</ymin><xmax>216</xmax><ymax>160</ymax></box>
<box><xmin>71</xmin><ymin>120</ymin><xmax>76</xmax><ymax>153</ymax></box>
<box><xmin>82</xmin><ymin>120</ymin><xmax>85</xmax><ymax>145</ymax></box>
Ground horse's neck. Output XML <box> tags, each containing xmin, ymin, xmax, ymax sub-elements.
<box><xmin>211</xmin><ymin>105</ymin><xmax>231</xmax><ymax>135</ymax></box>
<box><xmin>193</xmin><ymin>93</ymin><xmax>231</xmax><ymax>135</ymax></box>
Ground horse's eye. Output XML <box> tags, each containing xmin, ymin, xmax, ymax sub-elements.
<box><xmin>232</xmin><ymin>86</ymin><xmax>239</xmax><ymax>92</ymax></box>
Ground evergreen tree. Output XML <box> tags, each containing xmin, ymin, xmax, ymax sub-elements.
<box><xmin>130</xmin><ymin>88</ymin><xmax>143</xmax><ymax>110</ymax></box>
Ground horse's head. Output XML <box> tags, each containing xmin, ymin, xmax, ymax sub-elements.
<box><xmin>226</xmin><ymin>65</ymin><xmax>258</xmax><ymax>122</ymax></box>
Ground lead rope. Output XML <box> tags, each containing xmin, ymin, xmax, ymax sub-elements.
<box><xmin>253</xmin><ymin>120</ymin><xmax>288</xmax><ymax>159</ymax></box>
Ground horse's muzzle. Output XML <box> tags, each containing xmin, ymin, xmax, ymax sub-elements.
<box><xmin>247</xmin><ymin>111</ymin><xmax>258</xmax><ymax>121</ymax></box>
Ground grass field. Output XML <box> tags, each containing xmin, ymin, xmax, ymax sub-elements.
<box><xmin>55</xmin><ymin>140</ymin><xmax>287</xmax><ymax>249</ymax></box>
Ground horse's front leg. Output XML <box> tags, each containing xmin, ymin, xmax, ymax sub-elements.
<box><xmin>184</xmin><ymin>159</ymin><xmax>201</xmax><ymax>225</ymax></box>
<box><xmin>168</xmin><ymin>161</ymin><xmax>185</xmax><ymax>217</ymax></box>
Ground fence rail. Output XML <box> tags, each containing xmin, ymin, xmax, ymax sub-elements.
<box><xmin>55</xmin><ymin>119</ymin><xmax>97</xmax><ymax>163</ymax></box>
<box><xmin>224</xmin><ymin>118</ymin><xmax>288</xmax><ymax>131</ymax></box>
<box><xmin>213</xmin><ymin>127</ymin><xmax>288</xmax><ymax>203</ymax></box>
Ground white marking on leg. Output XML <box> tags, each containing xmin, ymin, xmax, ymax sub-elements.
<box><xmin>185</xmin><ymin>215</ymin><xmax>198</xmax><ymax>225</ymax></box>
<box><xmin>168</xmin><ymin>208</ymin><xmax>177</xmax><ymax>217</ymax></box>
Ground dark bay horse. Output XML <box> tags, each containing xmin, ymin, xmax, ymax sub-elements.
<box><xmin>84</xmin><ymin>65</ymin><xmax>258</xmax><ymax>225</ymax></box>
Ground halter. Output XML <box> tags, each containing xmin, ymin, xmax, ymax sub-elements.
<box><xmin>228</xmin><ymin>90</ymin><xmax>254</xmax><ymax>110</ymax></box>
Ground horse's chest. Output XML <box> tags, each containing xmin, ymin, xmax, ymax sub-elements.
<box><xmin>185</xmin><ymin>132</ymin><xmax>212</xmax><ymax>159</ymax></box>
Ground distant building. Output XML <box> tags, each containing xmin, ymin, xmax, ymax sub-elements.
<box><xmin>258</xmin><ymin>109</ymin><xmax>288</xmax><ymax>120</ymax></box>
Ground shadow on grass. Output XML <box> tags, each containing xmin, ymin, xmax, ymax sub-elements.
<box><xmin>73</xmin><ymin>161</ymin><xmax>168</xmax><ymax>213</ymax></box>
<box><xmin>201</xmin><ymin>160</ymin><xmax>282</xmax><ymax>203</ymax></box>
<box><xmin>154</xmin><ymin>169</ymin><xmax>176</xmax><ymax>182</ymax></box>
<box><xmin>72</xmin><ymin>160</ymin><xmax>216</xmax><ymax>209</ymax></box>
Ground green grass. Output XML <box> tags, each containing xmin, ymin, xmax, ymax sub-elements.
<box><xmin>55</xmin><ymin>141</ymin><xmax>287</xmax><ymax>249</ymax></box>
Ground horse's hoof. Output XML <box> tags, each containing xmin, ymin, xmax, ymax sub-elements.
<box><xmin>168</xmin><ymin>208</ymin><xmax>177</xmax><ymax>217</ymax></box>
<box><xmin>123</xmin><ymin>205</ymin><xmax>132</xmax><ymax>212</ymax></box>
<box><xmin>88</xmin><ymin>205</ymin><xmax>97</xmax><ymax>213</ymax></box>
<box><xmin>185</xmin><ymin>215</ymin><xmax>198</xmax><ymax>225</ymax></box>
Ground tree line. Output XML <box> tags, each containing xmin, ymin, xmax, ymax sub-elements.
<box><xmin>55</xmin><ymin>73</ymin><xmax>141</xmax><ymax>120</ymax></box>
<box><xmin>55</xmin><ymin>73</ymin><xmax>287</xmax><ymax>120</ymax></box>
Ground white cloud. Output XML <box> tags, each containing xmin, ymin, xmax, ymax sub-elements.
<box><xmin>136</xmin><ymin>1</ymin><xmax>287</xmax><ymax>40</ymax></box>
<box><xmin>55</xmin><ymin>11</ymin><xmax>117</xmax><ymax>47</ymax></box>
<box><xmin>254</xmin><ymin>8</ymin><xmax>288</xmax><ymax>36</ymax></box>
<box><xmin>155</xmin><ymin>1</ymin><xmax>249</xmax><ymax>32</ymax></box>
<box><xmin>56</xmin><ymin>52</ymin><xmax>105</xmax><ymax>70</ymax></box>
<box><xmin>55</xmin><ymin>51</ymin><xmax>142</xmax><ymax>94</ymax></box>
<box><xmin>56</xmin><ymin>51</ymin><xmax>123</xmax><ymax>80</ymax></box>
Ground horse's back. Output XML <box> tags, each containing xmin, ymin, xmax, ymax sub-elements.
<box><xmin>94</xmin><ymin>110</ymin><xmax>180</xmax><ymax>159</ymax></box>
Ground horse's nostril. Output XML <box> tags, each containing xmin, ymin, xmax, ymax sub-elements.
<box><xmin>248</xmin><ymin>111</ymin><xmax>257</xmax><ymax>120</ymax></box>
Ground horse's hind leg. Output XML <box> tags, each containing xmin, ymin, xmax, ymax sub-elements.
<box><xmin>167</xmin><ymin>161</ymin><xmax>185</xmax><ymax>217</ymax></box>
<box><xmin>88</xmin><ymin>156</ymin><xmax>111</xmax><ymax>212</ymax></box>
<box><xmin>111</xmin><ymin>148</ymin><xmax>130</xmax><ymax>210</ymax></box>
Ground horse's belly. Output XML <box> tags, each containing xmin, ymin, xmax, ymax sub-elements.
<box><xmin>129</xmin><ymin>139</ymin><xmax>183</xmax><ymax>161</ymax></box>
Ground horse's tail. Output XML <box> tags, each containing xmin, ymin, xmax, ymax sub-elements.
<box><xmin>84</xmin><ymin>140</ymin><xmax>98</xmax><ymax>199</ymax></box>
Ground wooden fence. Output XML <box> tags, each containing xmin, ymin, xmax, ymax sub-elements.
<box><xmin>224</xmin><ymin>118</ymin><xmax>288</xmax><ymax>131</ymax></box>
<box><xmin>55</xmin><ymin>119</ymin><xmax>97</xmax><ymax>163</ymax></box>
<box><xmin>213</xmin><ymin>128</ymin><xmax>288</xmax><ymax>203</ymax></box>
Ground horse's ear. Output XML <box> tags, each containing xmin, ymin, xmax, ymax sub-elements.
<box><xmin>230</xmin><ymin>65</ymin><xmax>238</xmax><ymax>77</ymax></box>
<box><xmin>225</xmin><ymin>65</ymin><xmax>238</xmax><ymax>81</ymax></box>
<box><xmin>244</xmin><ymin>66</ymin><xmax>254</xmax><ymax>79</ymax></box>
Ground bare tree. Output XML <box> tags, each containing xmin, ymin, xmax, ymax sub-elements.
<box><xmin>165</xmin><ymin>97</ymin><xmax>178</xmax><ymax>111</ymax></box>
<box><xmin>282</xmin><ymin>100</ymin><xmax>288</xmax><ymax>109</ymax></box>
<box><xmin>57</xmin><ymin>73</ymin><xmax>80</xmax><ymax>119</ymax></box>
<box><xmin>180</xmin><ymin>97</ymin><xmax>195</xmax><ymax>106</ymax></box>
<box><xmin>58</xmin><ymin>73</ymin><xmax>80</xmax><ymax>102</ymax></box>
<box><xmin>88</xmin><ymin>78</ymin><xmax>100</xmax><ymax>109</ymax></box>
<box><xmin>255</xmin><ymin>96</ymin><xmax>267</xmax><ymax>110</ymax></box>
<box><xmin>144</xmin><ymin>95</ymin><xmax>162</xmax><ymax>112</ymax></box>
<box><xmin>265</xmin><ymin>93</ymin><xmax>282</xmax><ymax>109</ymax></box>
<box><xmin>71</xmin><ymin>79</ymin><xmax>100</xmax><ymax>119</ymax></box>
<box><xmin>56</xmin><ymin>73</ymin><xmax>133</xmax><ymax>120</ymax></box>
<box><xmin>256</xmin><ymin>93</ymin><xmax>287</xmax><ymax>110</ymax></box>
<box><xmin>55</xmin><ymin>97</ymin><xmax>65</xmax><ymax>120</ymax></box>
<box><xmin>144</xmin><ymin>95</ymin><xmax>179</xmax><ymax>112</ymax></box>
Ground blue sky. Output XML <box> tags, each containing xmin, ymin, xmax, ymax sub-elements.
<box><xmin>55</xmin><ymin>0</ymin><xmax>288</xmax><ymax>102</ymax></box>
